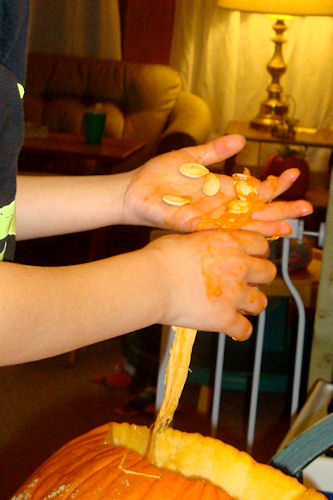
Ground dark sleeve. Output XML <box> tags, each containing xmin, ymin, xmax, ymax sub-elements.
<box><xmin>0</xmin><ymin>0</ymin><xmax>30</xmax><ymax>84</ymax></box>
<box><xmin>0</xmin><ymin>0</ymin><xmax>28</xmax><ymax>261</ymax></box>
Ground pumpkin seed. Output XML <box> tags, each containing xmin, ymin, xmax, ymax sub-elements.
<box><xmin>234</xmin><ymin>180</ymin><xmax>257</xmax><ymax>200</ymax></box>
<box><xmin>179</xmin><ymin>163</ymin><xmax>209</xmax><ymax>179</ymax></box>
<box><xmin>227</xmin><ymin>199</ymin><xmax>251</xmax><ymax>214</ymax></box>
<box><xmin>232</xmin><ymin>172</ymin><xmax>248</xmax><ymax>181</ymax></box>
<box><xmin>162</xmin><ymin>194</ymin><xmax>191</xmax><ymax>206</ymax></box>
<box><xmin>202</xmin><ymin>173</ymin><xmax>220</xmax><ymax>196</ymax></box>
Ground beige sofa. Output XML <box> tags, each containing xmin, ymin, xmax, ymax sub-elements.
<box><xmin>23</xmin><ymin>53</ymin><xmax>213</xmax><ymax>171</ymax></box>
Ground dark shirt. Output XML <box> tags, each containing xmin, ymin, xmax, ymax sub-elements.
<box><xmin>0</xmin><ymin>0</ymin><xmax>29</xmax><ymax>261</ymax></box>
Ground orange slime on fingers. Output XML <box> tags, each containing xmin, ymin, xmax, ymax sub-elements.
<box><xmin>201</xmin><ymin>245</ymin><xmax>223</xmax><ymax>298</ymax></box>
<box><xmin>196</xmin><ymin>168</ymin><xmax>280</xmax><ymax>231</ymax></box>
<box><xmin>266</xmin><ymin>175</ymin><xmax>280</xmax><ymax>202</ymax></box>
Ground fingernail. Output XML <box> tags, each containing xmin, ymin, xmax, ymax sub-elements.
<box><xmin>278</xmin><ymin>221</ymin><xmax>293</xmax><ymax>235</ymax></box>
<box><xmin>225</xmin><ymin>134</ymin><xmax>246</xmax><ymax>151</ymax></box>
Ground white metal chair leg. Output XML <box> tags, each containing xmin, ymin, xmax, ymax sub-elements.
<box><xmin>156</xmin><ymin>326</ymin><xmax>175</xmax><ymax>410</ymax></box>
<box><xmin>247</xmin><ymin>310</ymin><xmax>266</xmax><ymax>453</ymax></box>
<box><xmin>281</xmin><ymin>236</ymin><xmax>306</xmax><ymax>418</ymax></box>
<box><xmin>211</xmin><ymin>332</ymin><xmax>226</xmax><ymax>437</ymax></box>
<box><xmin>247</xmin><ymin>221</ymin><xmax>307</xmax><ymax>447</ymax></box>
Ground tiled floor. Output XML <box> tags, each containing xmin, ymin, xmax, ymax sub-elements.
<box><xmin>1</xmin><ymin>335</ymin><xmax>292</xmax><ymax>499</ymax></box>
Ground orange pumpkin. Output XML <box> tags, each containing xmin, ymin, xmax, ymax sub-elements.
<box><xmin>13</xmin><ymin>422</ymin><xmax>326</xmax><ymax>499</ymax></box>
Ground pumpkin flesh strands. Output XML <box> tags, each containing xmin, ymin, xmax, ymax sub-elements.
<box><xmin>149</xmin><ymin>326</ymin><xmax>197</xmax><ymax>459</ymax></box>
<box><xmin>151</xmin><ymin>166</ymin><xmax>276</xmax><ymax>460</ymax></box>
<box><xmin>119</xmin><ymin>450</ymin><xmax>161</xmax><ymax>479</ymax></box>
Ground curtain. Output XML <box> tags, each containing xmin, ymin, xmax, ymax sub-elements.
<box><xmin>122</xmin><ymin>0</ymin><xmax>176</xmax><ymax>64</ymax></box>
<box><xmin>170</xmin><ymin>0</ymin><xmax>333</xmax><ymax>172</ymax></box>
<box><xmin>29</xmin><ymin>0</ymin><xmax>121</xmax><ymax>60</ymax></box>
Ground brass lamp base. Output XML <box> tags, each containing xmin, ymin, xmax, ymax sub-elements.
<box><xmin>250</xmin><ymin>18</ymin><xmax>291</xmax><ymax>132</ymax></box>
<box><xmin>250</xmin><ymin>97</ymin><xmax>289</xmax><ymax>131</ymax></box>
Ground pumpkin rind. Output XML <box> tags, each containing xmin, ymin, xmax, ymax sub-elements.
<box><xmin>13</xmin><ymin>423</ymin><xmax>326</xmax><ymax>500</ymax></box>
<box><xmin>12</xmin><ymin>423</ymin><xmax>232</xmax><ymax>500</ymax></box>
<box><xmin>110</xmin><ymin>423</ymin><xmax>327</xmax><ymax>500</ymax></box>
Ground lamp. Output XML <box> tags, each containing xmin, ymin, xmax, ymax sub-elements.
<box><xmin>217</xmin><ymin>0</ymin><xmax>333</xmax><ymax>132</ymax></box>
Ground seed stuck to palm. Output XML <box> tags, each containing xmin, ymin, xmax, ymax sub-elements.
<box><xmin>162</xmin><ymin>194</ymin><xmax>191</xmax><ymax>206</ymax></box>
<box><xmin>202</xmin><ymin>173</ymin><xmax>220</xmax><ymax>196</ymax></box>
<box><xmin>234</xmin><ymin>180</ymin><xmax>257</xmax><ymax>200</ymax></box>
<box><xmin>227</xmin><ymin>199</ymin><xmax>251</xmax><ymax>214</ymax></box>
<box><xmin>179</xmin><ymin>163</ymin><xmax>209</xmax><ymax>179</ymax></box>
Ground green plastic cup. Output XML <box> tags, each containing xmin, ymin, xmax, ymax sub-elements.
<box><xmin>84</xmin><ymin>110</ymin><xmax>106</xmax><ymax>144</ymax></box>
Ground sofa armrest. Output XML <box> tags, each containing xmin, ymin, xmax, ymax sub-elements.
<box><xmin>157</xmin><ymin>91</ymin><xmax>212</xmax><ymax>154</ymax></box>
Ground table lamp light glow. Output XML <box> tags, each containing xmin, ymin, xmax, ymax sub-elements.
<box><xmin>217</xmin><ymin>0</ymin><xmax>333</xmax><ymax>131</ymax></box>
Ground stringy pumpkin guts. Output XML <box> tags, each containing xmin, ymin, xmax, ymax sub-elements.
<box><xmin>149</xmin><ymin>326</ymin><xmax>197</xmax><ymax>459</ymax></box>
<box><xmin>198</xmin><ymin>168</ymin><xmax>267</xmax><ymax>230</ymax></box>
<box><xmin>153</xmin><ymin>165</ymin><xmax>277</xmax><ymax>457</ymax></box>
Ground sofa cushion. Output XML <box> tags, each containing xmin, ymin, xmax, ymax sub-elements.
<box><xmin>103</xmin><ymin>102</ymin><xmax>125</xmax><ymax>139</ymax></box>
<box><xmin>24</xmin><ymin>53</ymin><xmax>182</xmax><ymax>143</ymax></box>
<box><xmin>22</xmin><ymin>53</ymin><xmax>213</xmax><ymax>174</ymax></box>
<box><xmin>43</xmin><ymin>97</ymin><xmax>85</xmax><ymax>133</ymax></box>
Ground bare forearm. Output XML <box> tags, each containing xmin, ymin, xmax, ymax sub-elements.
<box><xmin>0</xmin><ymin>247</ymin><xmax>165</xmax><ymax>365</ymax></box>
<box><xmin>15</xmin><ymin>172</ymin><xmax>132</xmax><ymax>240</ymax></box>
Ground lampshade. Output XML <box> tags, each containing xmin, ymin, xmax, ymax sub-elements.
<box><xmin>217</xmin><ymin>0</ymin><xmax>333</xmax><ymax>16</ymax></box>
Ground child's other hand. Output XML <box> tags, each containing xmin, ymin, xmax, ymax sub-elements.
<box><xmin>148</xmin><ymin>229</ymin><xmax>276</xmax><ymax>340</ymax></box>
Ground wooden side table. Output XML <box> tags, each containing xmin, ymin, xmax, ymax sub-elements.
<box><xmin>224</xmin><ymin>120</ymin><xmax>333</xmax><ymax>176</ymax></box>
<box><xmin>20</xmin><ymin>132</ymin><xmax>146</xmax><ymax>175</ymax></box>
<box><xmin>17</xmin><ymin>132</ymin><xmax>148</xmax><ymax>264</ymax></box>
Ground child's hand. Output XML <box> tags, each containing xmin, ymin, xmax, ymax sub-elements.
<box><xmin>122</xmin><ymin>135</ymin><xmax>313</xmax><ymax>238</ymax></box>
<box><xmin>147</xmin><ymin>229</ymin><xmax>276</xmax><ymax>340</ymax></box>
